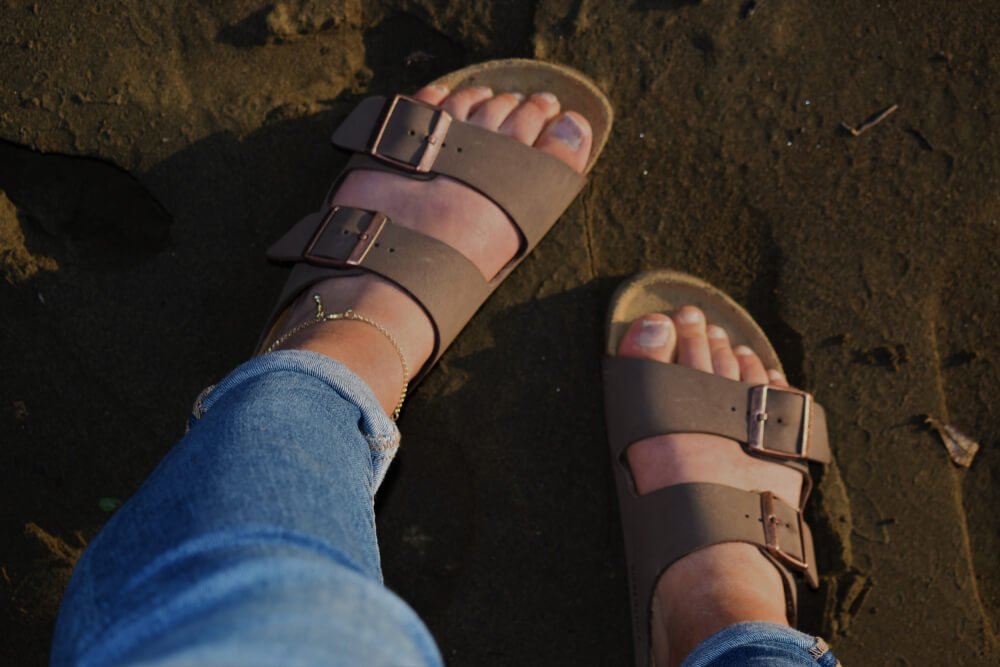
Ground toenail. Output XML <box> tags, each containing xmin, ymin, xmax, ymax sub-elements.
<box><xmin>551</xmin><ymin>114</ymin><xmax>584</xmax><ymax>150</ymax></box>
<box><xmin>768</xmin><ymin>369</ymin><xmax>784</xmax><ymax>381</ymax></box>
<box><xmin>636</xmin><ymin>319</ymin><xmax>673</xmax><ymax>349</ymax></box>
<box><xmin>509</xmin><ymin>92</ymin><xmax>525</xmax><ymax>102</ymax></box>
<box><xmin>707</xmin><ymin>325</ymin><xmax>727</xmax><ymax>339</ymax></box>
<box><xmin>533</xmin><ymin>91</ymin><xmax>558</xmax><ymax>106</ymax></box>
<box><xmin>734</xmin><ymin>345</ymin><xmax>754</xmax><ymax>356</ymax></box>
<box><xmin>469</xmin><ymin>86</ymin><xmax>492</xmax><ymax>96</ymax></box>
<box><xmin>676</xmin><ymin>308</ymin><xmax>703</xmax><ymax>324</ymax></box>
<box><xmin>430</xmin><ymin>83</ymin><xmax>449</xmax><ymax>94</ymax></box>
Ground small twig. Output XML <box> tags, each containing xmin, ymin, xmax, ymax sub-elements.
<box><xmin>404</xmin><ymin>50</ymin><xmax>434</xmax><ymax>67</ymax></box>
<box><xmin>840</xmin><ymin>104</ymin><xmax>899</xmax><ymax>137</ymax></box>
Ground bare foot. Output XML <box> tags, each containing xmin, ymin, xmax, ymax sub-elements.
<box><xmin>617</xmin><ymin>308</ymin><xmax>804</xmax><ymax>667</ymax></box>
<box><xmin>266</xmin><ymin>85</ymin><xmax>593</xmax><ymax>415</ymax></box>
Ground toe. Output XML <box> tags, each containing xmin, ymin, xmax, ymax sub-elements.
<box><xmin>707</xmin><ymin>325</ymin><xmax>740</xmax><ymax>380</ymax></box>
<box><xmin>441</xmin><ymin>86</ymin><xmax>494</xmax><ymax>121</ymax></box>
<box><xmin>617</xmin><ymin>313</ymin><xmax>676</xmax><ymax>363</ymax></box>
<box><xmin>673</xmin><ymin>306</ymin><xmax>713</xmax><ymax>373</ymax></box>
<box><xmin>533</xmin><ymin>111</ymin><xmax>592</xmax><ymax>173</ymax></box>
<box><xmin>767</xmin><ymin>368</ymin><xmax>789</xmax><ymax>387</ymax></box>
<box><xmin>412</xmin><ymin>83</ymin><xmax>450</xmax><ymax>106</ymax></box>
<box><xmin>498</xmin><ymin>92</ymin><xmax>560</xmax><ymax>145</ymax></box>
<box><xmin>468</xmin><ymin>92</ymin><xmax>525</xmax><ymax>132</ymax></box>
<box><xmin>734</xmin><ymin>345</ymin><xmax>770</xmax><ymax>384</ymax></box>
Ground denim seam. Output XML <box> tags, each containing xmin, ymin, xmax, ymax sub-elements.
<box><xmin>681</xmin><ymin>622</ymin><xmax>837</xmax><ymax>667</ymax></box>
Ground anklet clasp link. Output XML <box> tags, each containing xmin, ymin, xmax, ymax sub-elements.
<box><xmin>304</xmin><ymin>206</ymin><xmax>387</xmax><ymax>268</ymax></box>
<box><xmin>369</xmin><ymin>95</ymin><xmax>452</xmax><ymax>173</ymax></box>
<box><xmin>747</xmin><ymin>384</ymin><xmax>812</xmax><ymax>461</ymax></box>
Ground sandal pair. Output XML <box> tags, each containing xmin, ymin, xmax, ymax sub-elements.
<box><xmin>261</xmin><ymin>59</ymin><xmax>830</xmax><ymax>667</ymax></box>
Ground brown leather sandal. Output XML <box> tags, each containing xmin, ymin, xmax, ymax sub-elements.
<box><xmin>602</xmin><ymin>270</ymin><xmax>833</xmax><ymax>667</ymax></box>
<box><xmin>259</xmin><ymin>59</ymin><xmax>613</xmax><ymax>382</ymax></box>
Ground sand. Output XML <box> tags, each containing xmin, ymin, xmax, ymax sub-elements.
<box><xmin>1</xmin><ymin>1</ymin><xmax>998</xmax><ymax>664</ymax></box>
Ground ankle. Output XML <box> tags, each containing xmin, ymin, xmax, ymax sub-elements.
<box><xmin>268</xmin><ymin>274</ymin><xmax>430</xmax><ymax>418</ymax></box>
<box><xmin>292</xmin><ymin>321</ymin><xmax>408</xmax><ymax>417</ymax></box>
<box><xmin>655</xmin><ymin>543</ymin><xmax>789</xmax><ymax>666</ymax></box>
<box><xmin>307</xmin><ymin>275</ymin><xmax>434</xmax><ymax>375</ymax></box>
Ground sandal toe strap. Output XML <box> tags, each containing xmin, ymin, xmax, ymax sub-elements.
<box><xmin>603</xmin><ymin>356</ymin><xmax>832</xmax><ymax>466</ymax></box>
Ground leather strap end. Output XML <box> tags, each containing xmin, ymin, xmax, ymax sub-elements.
<box><xmin>267</xmin><ymin>212</ymin><xmax>326</xmax><ymax>263</ymax></box>
<box><xmin>331</xmin><ymin>96</ymin><xmax>386</xmax><ymax>152</ymax></box>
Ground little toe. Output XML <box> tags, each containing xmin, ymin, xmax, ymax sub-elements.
<box><xmin>412</xmin><ymin>83</ymin><xmax>450</xmax><ymax>106</ymax></box>
<box><xmin>441</xmin><ymin>86</ymin><xmax>494</xmax><ymax>121</ymax></box>
<box><xmin>499</xmin><ymin>92</ymin><xmax>560</xmax><ymax>144</ymax></box>
<box><xmin>617</xmin><ymin>313</ymin><xmax>676</xmax><ymax>363</ymax></box>
<box><xmin>734</xmin><ymin>345</ymin><xmax>769</xmax><ymax>384</ymax></box>
<box><xmin>707</xmin><ymin>325</ymin><xmax>740</xmax><ymax>380</ymax></box>
<box><xmin>673</xmin><ymin>306</ymin><xmax>713</xmax><ymax>373</ymax></box>
<box><xmin>533</xmin><ymin>111</ymin><xmax>592</xmax><ymax>173</ymax></box>
<box><xmin>468</xmin><ymin>92</ymin><xmax>525</xmax><ymax>131</ymax></box>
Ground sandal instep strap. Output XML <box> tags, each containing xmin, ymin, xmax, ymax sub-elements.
<box><xmin>615</xmin><ymin>482</ymin><xmax>817</xmax><ymax>664</ymax></box>
<box><xmin>266</xmin><ymin>206</ymin><xmax>491</xmax><ymax>362</ymax></box>
<box><xmin>603</xmin><ymin>356</ymin><xmax>832</xmax><ymax>465</ymax></box>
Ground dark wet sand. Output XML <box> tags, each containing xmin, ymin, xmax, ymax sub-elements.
<box><xmin>2</xmin><ymin>1</ymin><xmax>999</xmax><ymax>664</ymax></box>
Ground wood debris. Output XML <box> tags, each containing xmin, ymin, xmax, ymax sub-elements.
<box><xmin>926</xmin><ymin>417</ymin><xmax>980</xmax><ymax>468</ymax></box>
<box><xmin>840</xmin><ymin>104</ymin><xmax>899</xmax><ymax>137</ymax></box>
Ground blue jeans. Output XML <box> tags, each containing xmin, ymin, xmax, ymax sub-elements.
<box><xmin>51</xmin><ymin>351</ymin><xmax>839</xmax><ymax>666</ymax></box>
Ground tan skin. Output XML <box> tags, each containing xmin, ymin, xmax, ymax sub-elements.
<box><xmin>267</xmin><ymin>84</ymin><xmax>801</xmax><ymax>667</ymax></box>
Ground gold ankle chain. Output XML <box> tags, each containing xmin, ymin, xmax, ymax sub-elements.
<box><xmin>263</xmin><ymin>294</ymin><xmax>409</xmax><ymax>420</ymax></box>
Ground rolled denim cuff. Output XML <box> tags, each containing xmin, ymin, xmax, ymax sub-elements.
<box><xmin>682</xmin><ymin>622</ymin><xmax>839</xmax><ymax>667</ymax></box>
<box><xmin>188</xmin><ymin>350</ymin><xmax>401</xmax><ymax>489</ymax></box>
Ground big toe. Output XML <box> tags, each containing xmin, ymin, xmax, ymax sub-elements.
<box><xmin>617</xmin><ymin>313</ymin><xmax>676</xmax><ymax>363</ymax></box>
<box><xmin>534</xmin><ymin>110</ymin><xmax>592</xmax><ymax>173</ymax></box>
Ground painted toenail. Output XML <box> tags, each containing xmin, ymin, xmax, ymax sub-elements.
<box><xmin>533</xmin><ymin>91</ymin><xmax>558</xmax><ymax>106</ymax></box>
<box><xmin>636</xmin><ymin>319</ymin><xmax>673</xmax><ymax>349</ymax></box>
<box><xmin>734</xmin><ymin>345</ymin><xmax>754</xmax><ymax>356</ymax></box>
<box><xmin>551</xmin><ymin>114</ymin><xmax>584</xmax><ymax>150</ymax></box>
<box><xmin>676</xmin><ymin>309</ymin><xmax>703</xmax><ymax>324</ymax></box>
<box><xmin>707</xmin><ymin>325</ymin><xmax>727</xmax><ymax>339</ymax></box>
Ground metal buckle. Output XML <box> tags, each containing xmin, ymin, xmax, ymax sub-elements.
<box><xmin>760</xmin><ymin>491</ymin><xmax>808</xmax><ymax>572</ymax></box>
<box><xmin>369</xmin><ymin>95</ymin><xmax>452</xmax><ymax>173</ymax></box>
<box><xmin>747</xmin><ymin>384</ymin><xmax>812</xmax><ymax>460</ymax></box>
<box><xmin>303</xmin><ymin>207</ymin><xmax>387</xmax><ymax>267</ymax></box>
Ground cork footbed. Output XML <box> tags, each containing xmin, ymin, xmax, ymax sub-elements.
<box><xmin>605</xmin><ymin>269</ymin><xmax>782</xmax><ymax>371</ymax></box>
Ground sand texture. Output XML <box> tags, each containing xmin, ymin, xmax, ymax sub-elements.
<box><xmin>1</xmin><ymin>1</ymin><xmax>999</xmax><ymax>664</ymax></box>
